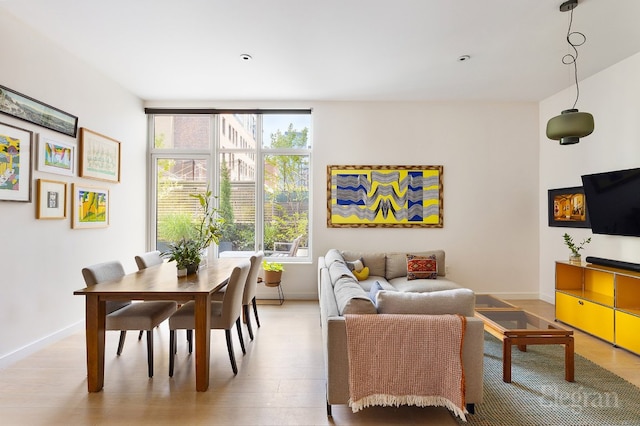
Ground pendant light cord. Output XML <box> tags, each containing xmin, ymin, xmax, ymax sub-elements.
<box><xmin>562</xmin><ymin>7</ymin><xmax>586</xmax><ymax>109</ymax></box>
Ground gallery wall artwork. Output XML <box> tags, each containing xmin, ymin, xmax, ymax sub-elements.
<box><xmin>79</xmin><ymin>127</ymin><xmax>121</xmax><ymax>183</ymax></box>
<box><xmin>0</xmin><ymin>121</ymin><xmax>33</xmax><ymax>202</ymax></box>
<box><xmin>37</xmin><ymin>135</ymin><xmax>75</xmax><ymax>177</ymax></box>
<box><xmin>72</xmin><ymin>184</ymin><xmax>109</xmax><ymax>229</ymax></box>
<box><xmin>327</xmin><ymin>165</ymin><xmax>443</xmax><ymax>228</ymax></box>
<box><xmin>36</xmin><ymin>179</ymin><xmax>67</xmax><ymax>219</ymax></box>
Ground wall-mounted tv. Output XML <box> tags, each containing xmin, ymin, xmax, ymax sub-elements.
<box><xmin>581</xmin><ymin>167</ymin><xmax>640</xmax><ymax>237</ymax></box>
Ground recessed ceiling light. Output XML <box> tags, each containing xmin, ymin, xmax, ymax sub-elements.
<box><xmin>457</xmin><ymin>55</ymin><xmax>471</xmax><ymax>62</ymax></box>
<box><xmin>240</xmin><ymin>54</ymin><xmax>253</xmax><ymax>61</ymax></box>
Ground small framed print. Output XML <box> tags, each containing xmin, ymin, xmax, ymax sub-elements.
<box><xmin>79</xmin><ymin>128</ymin><xmax>121</xmax><ymax>183</ymax></box>
<box><xmin>0</xmin><ymin>121</ymin><xmax>33</xmax><ymax>202</ymax></box>
<box><xmin>72</xmin><ymin>184</ymin><xmax>109</xmax><ymax>229</ymax></box>
<box><xmin>36</xmin><ymin>179</ymin><xmax>67</xmax><ymax>219</ymax></box>
<box><xmin>37</xmin><ymin>135</ymin><xmax>75</xmax><ymax>177</ymax></box>
<box><xmin>548</xmin><ymin>186</ymin><xmax>591</xmax><ymax>228</ymax></box>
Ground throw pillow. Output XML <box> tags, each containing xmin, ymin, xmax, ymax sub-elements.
<box><xmin>353</xmin><ymin>266</ymin><xmax>370</xmax><ymax>281</ymax></box>
<box><xmin>368</xmin><ymin>280</ymin><xmax>384</xmax><ymax>305</ymax></box>
<box><xmin>406</xmin><ymin>254</ymin><xmax>438</xmax><ymax>280</ymax></box>
<box><xmin>346</xmin><ymin>258</ymin><xmax>365</xmax><ymax>272</ymax></box>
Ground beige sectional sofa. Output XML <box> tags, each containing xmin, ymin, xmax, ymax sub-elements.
<box><xmin>318</xmin><ymin>249</ymin><xmax>484</xmax><ymax>416</ymax></box>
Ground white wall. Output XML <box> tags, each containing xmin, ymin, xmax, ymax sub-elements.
<box><xmin>0</xmin><ymin>10</ymin><xmax>147</xmax><ymax>365</ymax></box>
<box><xmin>539</xmin><ymin>52</ymin><xmax>640</xmax><ymax>303</ymax></box>
<box><xmin>146</xmin><ymin>100</ymin><xmax>541</xmax><ymax>301</ymax></box>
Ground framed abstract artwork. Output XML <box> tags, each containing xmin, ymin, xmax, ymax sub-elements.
<box><xmin>72</xmin><ymin>184</ymin><xmax>109</xmax><ymax>229</ymax></box>
<box><xmin>548</xmin><ymin>186</ymin><xmax>591</xmax><ymax>228</ymax></box>
<box><xmin>0</xmin><ymin>85</ymin><xmax>78</xmax><ymax>137</ymax></box>
<box><xmin>37</xmin><ymin>135</ymin><xmax>76</xmax><ymax>177</ymax></box>
<box><xmin>0</xmin><ymin>121</ymin><xmax>33</xmax><ymax>202</ymax></box>
<box><xmin>79</xmin><ymin>128</ymin><xmax>121</xmax><ymax>183</ymax></box>
<box><xmin>327</xmin><ymin>165</ymin><xmax>443</xmax><ymax>228</ymax></box>
<box><xmin>36</xmin><ymin>179</ymin><xmax>67</xmax><ymax>219</ymax></box>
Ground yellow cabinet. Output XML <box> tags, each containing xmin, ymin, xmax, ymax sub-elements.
<box><xmin>615</xmin><ymin>311</ymin><xmax>640</xmax><ymax>355</ymax></box>
<box><xmin>555</xmin><ymin>292</ymin><xmax>614</xmax><ymax>342</ymax></box>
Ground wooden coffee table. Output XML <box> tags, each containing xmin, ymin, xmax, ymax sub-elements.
<box><xmin>475</xmin><ymin>294</ymin><xmax>574</xmax><ymax>383</ymax></box>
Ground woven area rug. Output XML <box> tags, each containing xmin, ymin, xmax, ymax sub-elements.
<box><xmin>457</xmin><ymin>333</ymin><xmax>640</xmax><ymax>425</ymax></box>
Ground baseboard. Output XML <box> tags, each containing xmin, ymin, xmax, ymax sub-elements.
<box><xmin>0</xmin><ymin>320</ymin><xmax>84</xmax><ymax>370</ymax></box>
<box><xmin>481</xmin><ymin>292</ymin><xmax>540</xmax><ymax>300</ymax></box>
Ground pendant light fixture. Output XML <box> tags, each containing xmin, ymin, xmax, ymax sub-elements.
<box><xmin>546</xmin><ymin>0</ymin><xmax>594</xmax><ymax>145</ymax></box>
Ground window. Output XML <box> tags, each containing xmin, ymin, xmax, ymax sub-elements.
<box><xmin>148</xmin><ymin>110</ymin><xmax>311</xmax><ymax>262</ymax></box>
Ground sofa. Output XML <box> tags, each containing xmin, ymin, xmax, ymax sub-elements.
<box><xmin>318</xmin><ymin>249</ymin><xmax>484</xmax><ymax>416</ymax></box>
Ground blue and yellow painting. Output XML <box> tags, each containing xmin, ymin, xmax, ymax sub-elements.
<box><xmin>329</xmin><ymin>166</ymin><xmax>442</xmax><ymax>227</ymax></box>
<box><xmin>0</xmin><ymin>133</ymin><xmax>20</xmax><ymax>191</ymax></box>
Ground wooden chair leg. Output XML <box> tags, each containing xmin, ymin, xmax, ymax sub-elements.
<box><xmin>244</xmin><ymin>305</ymin><xmax>254</xmax><ymax>341</ymax></box>
<box><xmin>236</xmin><ymin>318</ymin><xmax>246</xmax><ymax>355</ymax></box>
<box><xmin>225</xmin><ymin>329</ymin><xmax>238</xmax><ymax>375</ymax></box>
<box><xmin>116</xmin><ymin>330</ymin><xmax>127</xmax><ymax>356</ymax></box>
<box><xmin>169</xmin><ymin>330</ymin><xmax>175</xmax><ymax>377</ymax></box>
<box><xmin>146</xmin><ymin>330</ymin><xmax>154</xmax><ymax>377</ymax></box>
<box><xmin>252</xmin><ymin>297</ymin><xmax>260</xmax><ymax>328</ymax></box>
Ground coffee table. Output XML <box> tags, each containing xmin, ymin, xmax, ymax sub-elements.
<box><xmin>475</xmin><ymin>294</ymin><xmax>574</xmax><ymax>383</ymax></box>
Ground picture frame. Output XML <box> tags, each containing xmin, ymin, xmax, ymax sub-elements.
<box><xmin>72</xmin><ymin>184</ymin><xmax>109</xmax><ymax>229</ymax></box>
<box><xmin>37</xmin><ymin>135</ymin><xmax>76</xmax><ymax>177</ymax></box>
<box><xmin>0</xmin><ymin>85</ymin><xmax>78</xmax><ymax>137</ymax></box>
<box><xmin>548</xmin><ymin>186</ymin><xmax>591</xmax><ymax>228</ymax></box>
<box><xmin>327</xmin><ymin>165</ymin><xmax>443</xmax><ymax>228</ymax></box>
<box><xmin>79</xmin><ymin>128</ymin><xmax>121</xmax><ymax>183</ymax></box>
<box><xmin>0</xmin><ymin>121</ymin><xmax>33</xmax><ymax>202</ymax></box>
<box><xmin>36</xmin><ymin>179</ymin><xmax>67</xmax><ymax>219</ymax></box>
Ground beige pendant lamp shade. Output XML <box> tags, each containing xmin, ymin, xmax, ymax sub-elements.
<box><xmin>546</xmin><ymin>108</ymin><xmax>594</xmax><ymax>145</ymax></box>
<box><xmin>546</xmin><ymin>0</ymin><xmax>595</xmax><ymax>145</ymax></box>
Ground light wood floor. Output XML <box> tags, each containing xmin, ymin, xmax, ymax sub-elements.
<box><xmin>0</xmin><ymin>299</ymin><xmax>639</xmax><ymax>425</ymax></box>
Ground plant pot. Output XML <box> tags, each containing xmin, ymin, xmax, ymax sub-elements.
<box><xmin>569</xmin><ymin>255</ymin><xmax>582</xmax><ymax>264</ymax></box>
<box><xmin>177</xmin><ymin>268</ymin><xmax>187</xmax><ymax>277</ymax></box>
<box><xmin>186</xmin><ymin>263</ymin><xmax>199</xmax><ymax>275</ymax></box>
<box><xmin>264</xmin><ymin>270</ymin><xmax>282</xmax><ymax>287</ymax></box>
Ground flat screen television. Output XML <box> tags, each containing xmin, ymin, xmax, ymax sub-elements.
<box><xmin>581</xmin><ymin>167</ymin><xmax>640</xmax><ymax>237</ymax></box>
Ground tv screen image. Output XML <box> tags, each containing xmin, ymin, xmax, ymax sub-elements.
<box><xmin>581</xmin><ymin>167</ymin><xmax>640</xmax><ymax>237</ymax></box>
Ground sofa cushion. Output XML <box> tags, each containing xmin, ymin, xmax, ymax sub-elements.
<box><xmin>325</xmin><ymin>249</ymin><xmax>346</xmax><ymax>266</ymax></box>
<box><xmin>389</xmin><ymin>276</ymin><xmax>460</xmax><ymax>293</ymax></box>
<box><xmin>329</xmin><ymin>261</ymin><xmax>355</xmax><ymax>286</ymax></box>
<box><xmin>376</xmin><ymin>288</ymin><xmax>475</xmax><ymax>316</ymax></box>
<box><xmin>333</xmin><ymin>277</ymin><xmax>377</xmax><ymax>315</ymax></box>
<box><xmin>342</xmin><ymin>251</ymin><xmax>386</xmax><ymax>277</ymax></box>
<box><xmin>406</xmin><ymin>254</ymin><xmax>438</xmax><ymax>280</ymax></box>
<box><xmin>346</xmin><ymin>258</ymin><xmax>364</xmax><ymax>272</ymax></box>
<box><xmin>385</xmin><ymin>250</ymin><xmax>446</xmax><ymax>279</ymax></box>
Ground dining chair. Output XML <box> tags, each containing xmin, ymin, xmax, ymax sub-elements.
<box><xmin>168</xmin><ymin>260</ymin><xmax>251</xmax><ymax>376</ymax></box>
<box><xmin>212</xmin><ymin>251</ymin><xmax>264</xmax><ymax>340</ymax></box>
<box><xmin>81</xmin><ymin>260</ymin><xmax>177</xmax><ymax>377</ymax></box>
<box><xmin>134</xmin><ymin>250</ymin><xmax>164</xmax><ymax>270</ymax></box>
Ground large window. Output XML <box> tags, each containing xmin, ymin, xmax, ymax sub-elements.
<box><xmin>148</xmin><ymin>111</ymin><xmax>311</xmax><ymax>262</ymax></box>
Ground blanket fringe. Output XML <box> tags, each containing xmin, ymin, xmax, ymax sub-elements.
<box><xmin>349</xmin><ymin>394</ymin><xmax>467</xmax><ymax>422</ymax></box>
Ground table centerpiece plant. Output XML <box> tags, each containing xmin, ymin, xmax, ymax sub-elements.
<box><xmin>165</xmin><ymin>188</ymin><xmax>224</xmax><ymax>276</ymax></box>
<box><xmin>562</xmin><ymin>232</ymin><xmax>591</xmax><ymax>263</ymax></box>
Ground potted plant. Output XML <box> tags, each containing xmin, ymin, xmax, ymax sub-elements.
<box><xmin>262</xmin><ymin>260</ymin><xmax>284</xmax><ymax>287</ymax></box>
<box><xmin>164</xmin><ymin>188</ymin><xmax>224</xmax><ymax>276</ymax></box>
<box><xmin>563</xmin><ymin>232</ymin><xmax>591</xmax><ymax>263</ymax></box>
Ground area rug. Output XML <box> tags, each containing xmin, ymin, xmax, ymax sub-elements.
<box><xmin>456</xmin><ymin>333</ymin><xmax>640</xmax><ymax>425</ymax></box>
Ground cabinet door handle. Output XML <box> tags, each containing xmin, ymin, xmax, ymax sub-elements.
<box><xmin>578</xmin><ymin>300</ymin><xmax>584</xmax><ymax>305</ymax></box>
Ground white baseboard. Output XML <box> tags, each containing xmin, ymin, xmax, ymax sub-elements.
<box><xmin>0</xmin><ymin>321</ymin><xmax>84</xmax><ymax>370</ymax></box>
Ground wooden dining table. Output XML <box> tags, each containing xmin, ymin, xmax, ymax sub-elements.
<box><xmin>74</xmin><ymin>258</ymin><xmax>244</xmax><ymax>392</ymax></box>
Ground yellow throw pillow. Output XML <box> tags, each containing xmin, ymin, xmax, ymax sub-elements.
<box><xmin>353</xmin><ymin>266</ymin><xmax>370</xmax><ymax>281</ymax></box>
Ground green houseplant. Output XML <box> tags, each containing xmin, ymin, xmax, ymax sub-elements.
<box><xmin>165</xmin><ymin>188</ymin><xmax>224</xmax><ymax>275</ymax></box>
<box><xmin>563</xmin><ymin>232</ymin><xmax>591</xmax><ymax>263</ymax></box>
<box><xmin>262</xmin><ymin>260</ymin><xmax>284</xmax><ymax>287</ymax></box>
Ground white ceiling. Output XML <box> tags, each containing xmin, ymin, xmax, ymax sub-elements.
<box><xmin>3</xmin><ymin>0</ymin><xmax>640</xmax><ymax>102</ymax></box>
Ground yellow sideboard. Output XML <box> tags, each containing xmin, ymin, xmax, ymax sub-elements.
<box><xmin>555</xmin><ymin>261</ymin><xmax>640</xmax><ymax>354</ymax></box>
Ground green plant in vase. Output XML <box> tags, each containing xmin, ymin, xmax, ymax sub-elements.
<box><xmin>164</xmin><ymin>187</ymin><xmax>224</xmax><ymax>275</ymax></box>
<box><xmin>562</xmin><ymin>233</ymin><xmax>591</xmax><ymax>263</ymax></box>
<box><xmin>262</xmin><ymin>260</ymin><xmax>284</xmax><ymax>287</ymax></box>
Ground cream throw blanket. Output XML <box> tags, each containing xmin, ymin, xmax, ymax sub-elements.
<box><xmin>344</xmin><ymin>313</ymin><xmax>467</xmax><ymax>421</ymax></box>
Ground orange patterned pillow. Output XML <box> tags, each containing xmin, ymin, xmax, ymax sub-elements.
<box><xmin>406</xmin><ymin>254</ymin><xmax>438</xmax><ymax>280</ymax></box>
